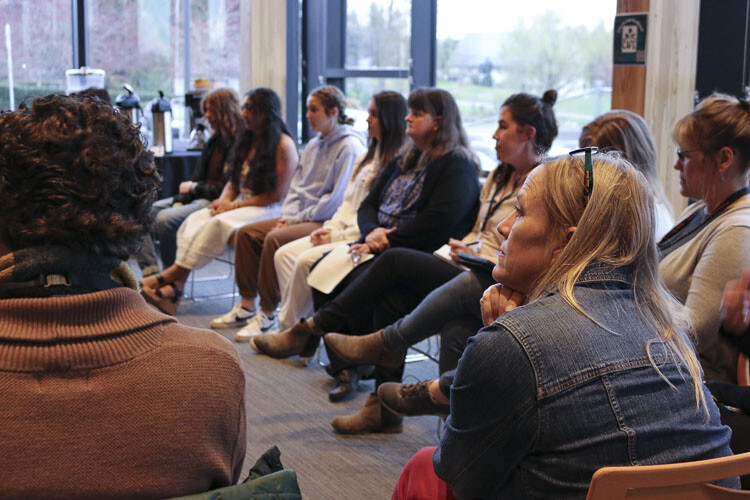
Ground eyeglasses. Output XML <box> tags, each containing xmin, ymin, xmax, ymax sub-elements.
<box><xmin>569</xmin><ymin>146</ymin><xmax>598</xmax><ymax>203</ymax></box>
<box><xmin>676</xmin><ymin>149</ymin><xmax>701</xmax><ymax>164</ymax></box>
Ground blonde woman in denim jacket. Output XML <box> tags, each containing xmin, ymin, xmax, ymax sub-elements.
<box><xmin>395</xmin><ymin>153</ymin><xmax>736</xmax><ymax>499</ymax></box>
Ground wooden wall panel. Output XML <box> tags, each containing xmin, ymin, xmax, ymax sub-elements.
<box><xmin>612</xmin><ymin>0</ymin><xmax>649</xmax><ymax>114</ymax></box>
<box><xmin>611</xmin><ymin>0</ymin><xmax>700</xmax><ymax>215</ymax></box>
<box><xmin>643</xmin><ymin>0</ymin><xmax>700</xmax><ymax>216</ymax></box>
<box><xmin>249</xmin><ymin>1</ymin><xmax>288</xmax><ymax>116</ymax></box>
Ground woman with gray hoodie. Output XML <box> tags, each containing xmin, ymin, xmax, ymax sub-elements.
<box><xmin>213</xmin><ymin>86</ymin><xmax>366</xmax><ymax>338</ymax></box>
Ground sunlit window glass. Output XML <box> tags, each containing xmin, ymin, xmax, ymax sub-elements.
<box><xmin>437</xmin><ymin>0</ymin><xmax>616</xmax><ymax>168</ymax></box>
<box><xmin>0</xmin><ymin>0</ymin><xmax>72</xmax><ymax>110</ymax></box>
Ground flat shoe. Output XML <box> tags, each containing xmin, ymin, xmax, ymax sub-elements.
<box><xmin>140</xmin><ymin>282</ymin><xmax>182</xmax><ymax>315</ymax></box>
<box><xmin>139</xmin><ymin>273</ymin><xmax>165</xmax><ymax>291</ymax></box>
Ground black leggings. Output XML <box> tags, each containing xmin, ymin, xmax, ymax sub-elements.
<box><xmin>312</xmin><ymin>247</ymin><xmax>462</xmax><ymax>334</ymax></box>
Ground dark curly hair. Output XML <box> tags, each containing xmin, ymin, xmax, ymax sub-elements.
<box><xmin>230</xmin><ymin>87</ymin><xmax>293</xmax><ymax>195</ymax></box>
<box><xmin>0</xmin><ymin>93</ymin><xmax>160</xmax><ymax>259</ymax></box>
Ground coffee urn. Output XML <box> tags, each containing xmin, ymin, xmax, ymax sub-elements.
<box><xmin>151</xmin><ymin>90</ymin><xmax>173</xmax><ymax>154</ymax></box>
<box><xmin>114</xmin><ymin>84</ymin><xmax>141</xmax><ymax>125</ymax></box>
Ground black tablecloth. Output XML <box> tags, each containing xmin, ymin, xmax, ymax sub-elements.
<box><xmin>154</xmin><ymin>139</ymin><xmax>202</xmax><ymax>198</ymax></box>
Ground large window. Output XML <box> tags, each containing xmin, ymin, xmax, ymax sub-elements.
<box><xmin>88</xmin><ymin>0</ymin><xmax>241</xmax><ymax>137</ymax></box>
<box><xmin>0</xmin><ymin>0</ymin><xmax>72</xmax><ymax>110</ymax></box>
<box><xmin>437</xmin><ymin>0</ymin><xmax>615</xmax><ymax>168</ymax></box>
<box><xmin>1</xmin><ymin>0</ymin><xmax>242</xmax><ymax>139</ymax></box>
<box><xmin>301</xmin><ymin>0</ymin><xmax>434</xmax><ymax>140</ymax></box>
<box><xmin>344</xmin><ymin>0</ymin><xmax>411</xmax><ymax>118</ymax></box>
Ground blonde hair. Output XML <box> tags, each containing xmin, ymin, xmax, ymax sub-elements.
<box><xmin>530</xmin><ymin>153</ymin><xmax>707</xmax><ymax>415</ymax></box>
<box><xmin>201</xmin><ymin>88</ymin><xmax>243</xmax><ymax>145</ymax></box>
<box><xmin>673</xmin><ymin>93</ymin><xmax>750</xmax><ymax>174</ymax></box>
<box><xmin>580</xmin><ymin>110</ymin><xmax>671</xmax><ymax>217</ymax></box>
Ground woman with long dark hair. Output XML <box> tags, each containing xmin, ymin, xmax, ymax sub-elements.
<box><xmin>317</xmin><ymin>90</ymin><xmax>558</xmax><ymax>432</ymax></box>
<box><xmin>208</xmin><ymin>85</ymin><xmax>367</xmax><ymax>336</ymax></box>
<box><xmin>252</xmin><ymin>87</ymin><xmax>483</xmax><ymax>358</ymax></box>
<box><xmin>141</xmin><ymin>87</ymin><xmax>298</xmax><ymax>314</ymax></box>
<box><xmin>231</xmin><ymin>91</ymin><xmax>408</xmax><ymax>334</ymax></box>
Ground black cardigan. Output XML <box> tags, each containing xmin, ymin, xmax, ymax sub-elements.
<box><xmin>173</xmin><ymin>134</ymin><xmax>228</xmax><ymax>204</ymax></box>
<box><xmin>357</xmin><ymin>151</ymin><xmax>480</xmax><ymax>253</ymax></box>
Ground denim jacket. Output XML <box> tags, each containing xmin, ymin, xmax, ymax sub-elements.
<box><xmin>434</xmin><ymin>263</ymin><xmax>737</xmax><ymax>499</ymax></box>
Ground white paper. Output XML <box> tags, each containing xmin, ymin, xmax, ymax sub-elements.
<box><xmin>433</xmin><ymin>244</ymin><xmax>469</xmax><ymax>272</ymax></box>
<box><xmin>306</xmin><ymin>243</ymin><xmax>375</xmax><ymax>294</ymax></box>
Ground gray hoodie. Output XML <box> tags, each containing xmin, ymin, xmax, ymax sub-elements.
<box><xmin>281</xmin><ymin>124</ymin><xmax>366</xmax><ymax>224</ymax></box>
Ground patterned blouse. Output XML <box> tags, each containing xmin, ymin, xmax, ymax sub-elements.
<box><xmin>377</xmin><ymin>166</ymin><xmax>428</xmax><ymax>228</ymax></box>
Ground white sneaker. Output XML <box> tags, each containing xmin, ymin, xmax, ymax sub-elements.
<box><xmin>235</xmin><ymin>311</ymin><xmax>277</xmax><ymax>342</ymax></box>
<box><xmin>210</xmin><ymin>302</ymin><xmax>256</xmax><ymax>329</ymax></box>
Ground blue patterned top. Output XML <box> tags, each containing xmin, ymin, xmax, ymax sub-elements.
<box><xmin>377</xmin><ymin>166</ymin><xmax>428</xmax><ymax>228</ymax></box>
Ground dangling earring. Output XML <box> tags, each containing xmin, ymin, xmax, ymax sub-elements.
<box><xmin>720</xmin><ymin>174</ymin><xmax>725</xmax><ymax>183</ymax></box>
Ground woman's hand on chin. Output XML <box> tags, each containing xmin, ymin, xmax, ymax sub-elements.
<box><xmin>480</xmin><ymin>284</ymin><xmax>525</xmax><ymax>326</ymax></box>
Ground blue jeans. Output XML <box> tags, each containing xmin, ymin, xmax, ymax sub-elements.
<box><xmin>382</xmin><ymin>269</ymin><xmax>495</xmax><ymax>379</ymax></box>
<box><xmin>136</xmin><ymin>198</ymin><xmax>210</xmax><ymax>272</ymax></box>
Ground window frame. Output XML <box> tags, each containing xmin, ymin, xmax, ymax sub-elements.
<box><xmin>300</xmin><ymin>0</ymin><xmax>436</xmax><ymax>141</ymax></box>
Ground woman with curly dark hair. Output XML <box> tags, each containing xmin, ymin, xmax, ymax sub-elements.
<box><xmin>141</xmin><ymin>87</ymin><xmax>299</xmax><ymax>314</ymax></box>
<box><xmin>0</xmin><ymin>93</ymin><xmax>247</xmax><ymax>497</ymax></box>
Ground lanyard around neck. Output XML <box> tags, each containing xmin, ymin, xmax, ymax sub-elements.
<box><xmin>658</xmin><ymin>186</ymin><xmax>750</xmax><ymax>253</ymax></box>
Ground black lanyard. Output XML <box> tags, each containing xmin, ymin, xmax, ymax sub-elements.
<box><xmin>480</xmin><ymin>174</ymin><xmax>524</xmax><ymax>233</ymax></box>
<box><xmin>658</xmin><ymin>186</ymin><xmax>750</xmax><ymax>254</ymax></box>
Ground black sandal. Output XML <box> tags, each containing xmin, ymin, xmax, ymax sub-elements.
<box><xmin>139</xmin><ymin>274</ymin><xmax>166</xmax><ymax>291</ymax></box>
<box><xmin>141</xmin><ymin>282</ymin><xmax>183</xmax><ymax>315</ymax></box>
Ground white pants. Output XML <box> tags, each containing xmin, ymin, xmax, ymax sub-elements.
<box><xmin>175</xmin><ymin>203</ymin><xmax>281</xmax><ymax>270</ymax></box>
<box><xmin>274</xmin><ymin>237</ymin><xmax>354</xmax><ymax>329</ymax></box>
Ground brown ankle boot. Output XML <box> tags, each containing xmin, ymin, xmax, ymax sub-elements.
<box><xmin>324</xmin><ymin>330</ymin><xmax>405</xmax><ymax>372</ymax></box>
<box><xmin>331</xmin><ymin>394</ymin><xmax>403</xmax><ymax>434</ymax></box>
<box><xmin>251</xmin><ymin>318</ymin><xmax>321</xmax><ymax>358</ymax></box>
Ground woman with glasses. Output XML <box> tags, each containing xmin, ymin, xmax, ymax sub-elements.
<box><xmin>141</xmin><ymin>87</ymin><xmax>299</xmax><ymax>314</ymax></box>
<box><xmin>659</xmin><ymin>93</ymin><xmax>750</xmax><ymax>382</ymax></box>
<box><xmin>394</xmin><ymin>152</ymin><xmax>737</xmax><ymax>499</ymax></box>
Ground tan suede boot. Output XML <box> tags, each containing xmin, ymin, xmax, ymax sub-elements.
<box><xmin>323</xmin><ymin>330</ymin><xmax>406</xmax><ymax>372</ymax></box>
<box><xmin>250</xmin><ymin>318</ymin><xmax>321</xmax><ymax>358</ymax></box>
<box><xmin>331</xmin><ymin>394</ymin><xmax>403</xmax><ymax>434</ymax></box>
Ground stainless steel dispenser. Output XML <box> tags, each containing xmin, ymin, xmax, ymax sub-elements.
<box><xmin>150</xmin><ymin>90</ymin><xmax>173</xmax><ymax>154</ymax></box>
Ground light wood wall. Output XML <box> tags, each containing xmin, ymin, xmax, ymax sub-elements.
<box><xmin>612</xmin><ymin>0</ymin><xmax>701</xmax><ymax>216</ymax></box>
<box><xmin>643</xmin><ymin>0</ymin><xmax>700</xmax><ymax>216</ymax></box>
<box><xmin>243</xmin><ymin>0</ymin><xmax>288</xmax><ymax>116</ymax></box>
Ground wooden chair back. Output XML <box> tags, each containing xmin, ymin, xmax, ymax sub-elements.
<box><xmin>586</xmin><ymin>452</ymin><xmax>750</xmax><ymax>499</ymax></box>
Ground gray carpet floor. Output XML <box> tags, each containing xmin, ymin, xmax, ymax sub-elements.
<box><xmin>133</xmin><ymin>260</ymin><xmax>443</xmax><ymax>499</ymax></box>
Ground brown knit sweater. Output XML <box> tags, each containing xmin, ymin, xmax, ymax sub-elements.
<box><xmin>0</xmin><ymin>288</ymin><xmax>247</xmax><ymax>499</ymax></box>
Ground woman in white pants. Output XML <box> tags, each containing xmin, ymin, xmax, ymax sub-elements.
<box><xmin>141</xmin><ymin>88</ymin><xmax>298</xmax><ymax>314</ymax></box>
<box><xmin>273</xmin><ymin>91</ymin><xmax>408</xmax><ymax>330</ymax></box>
